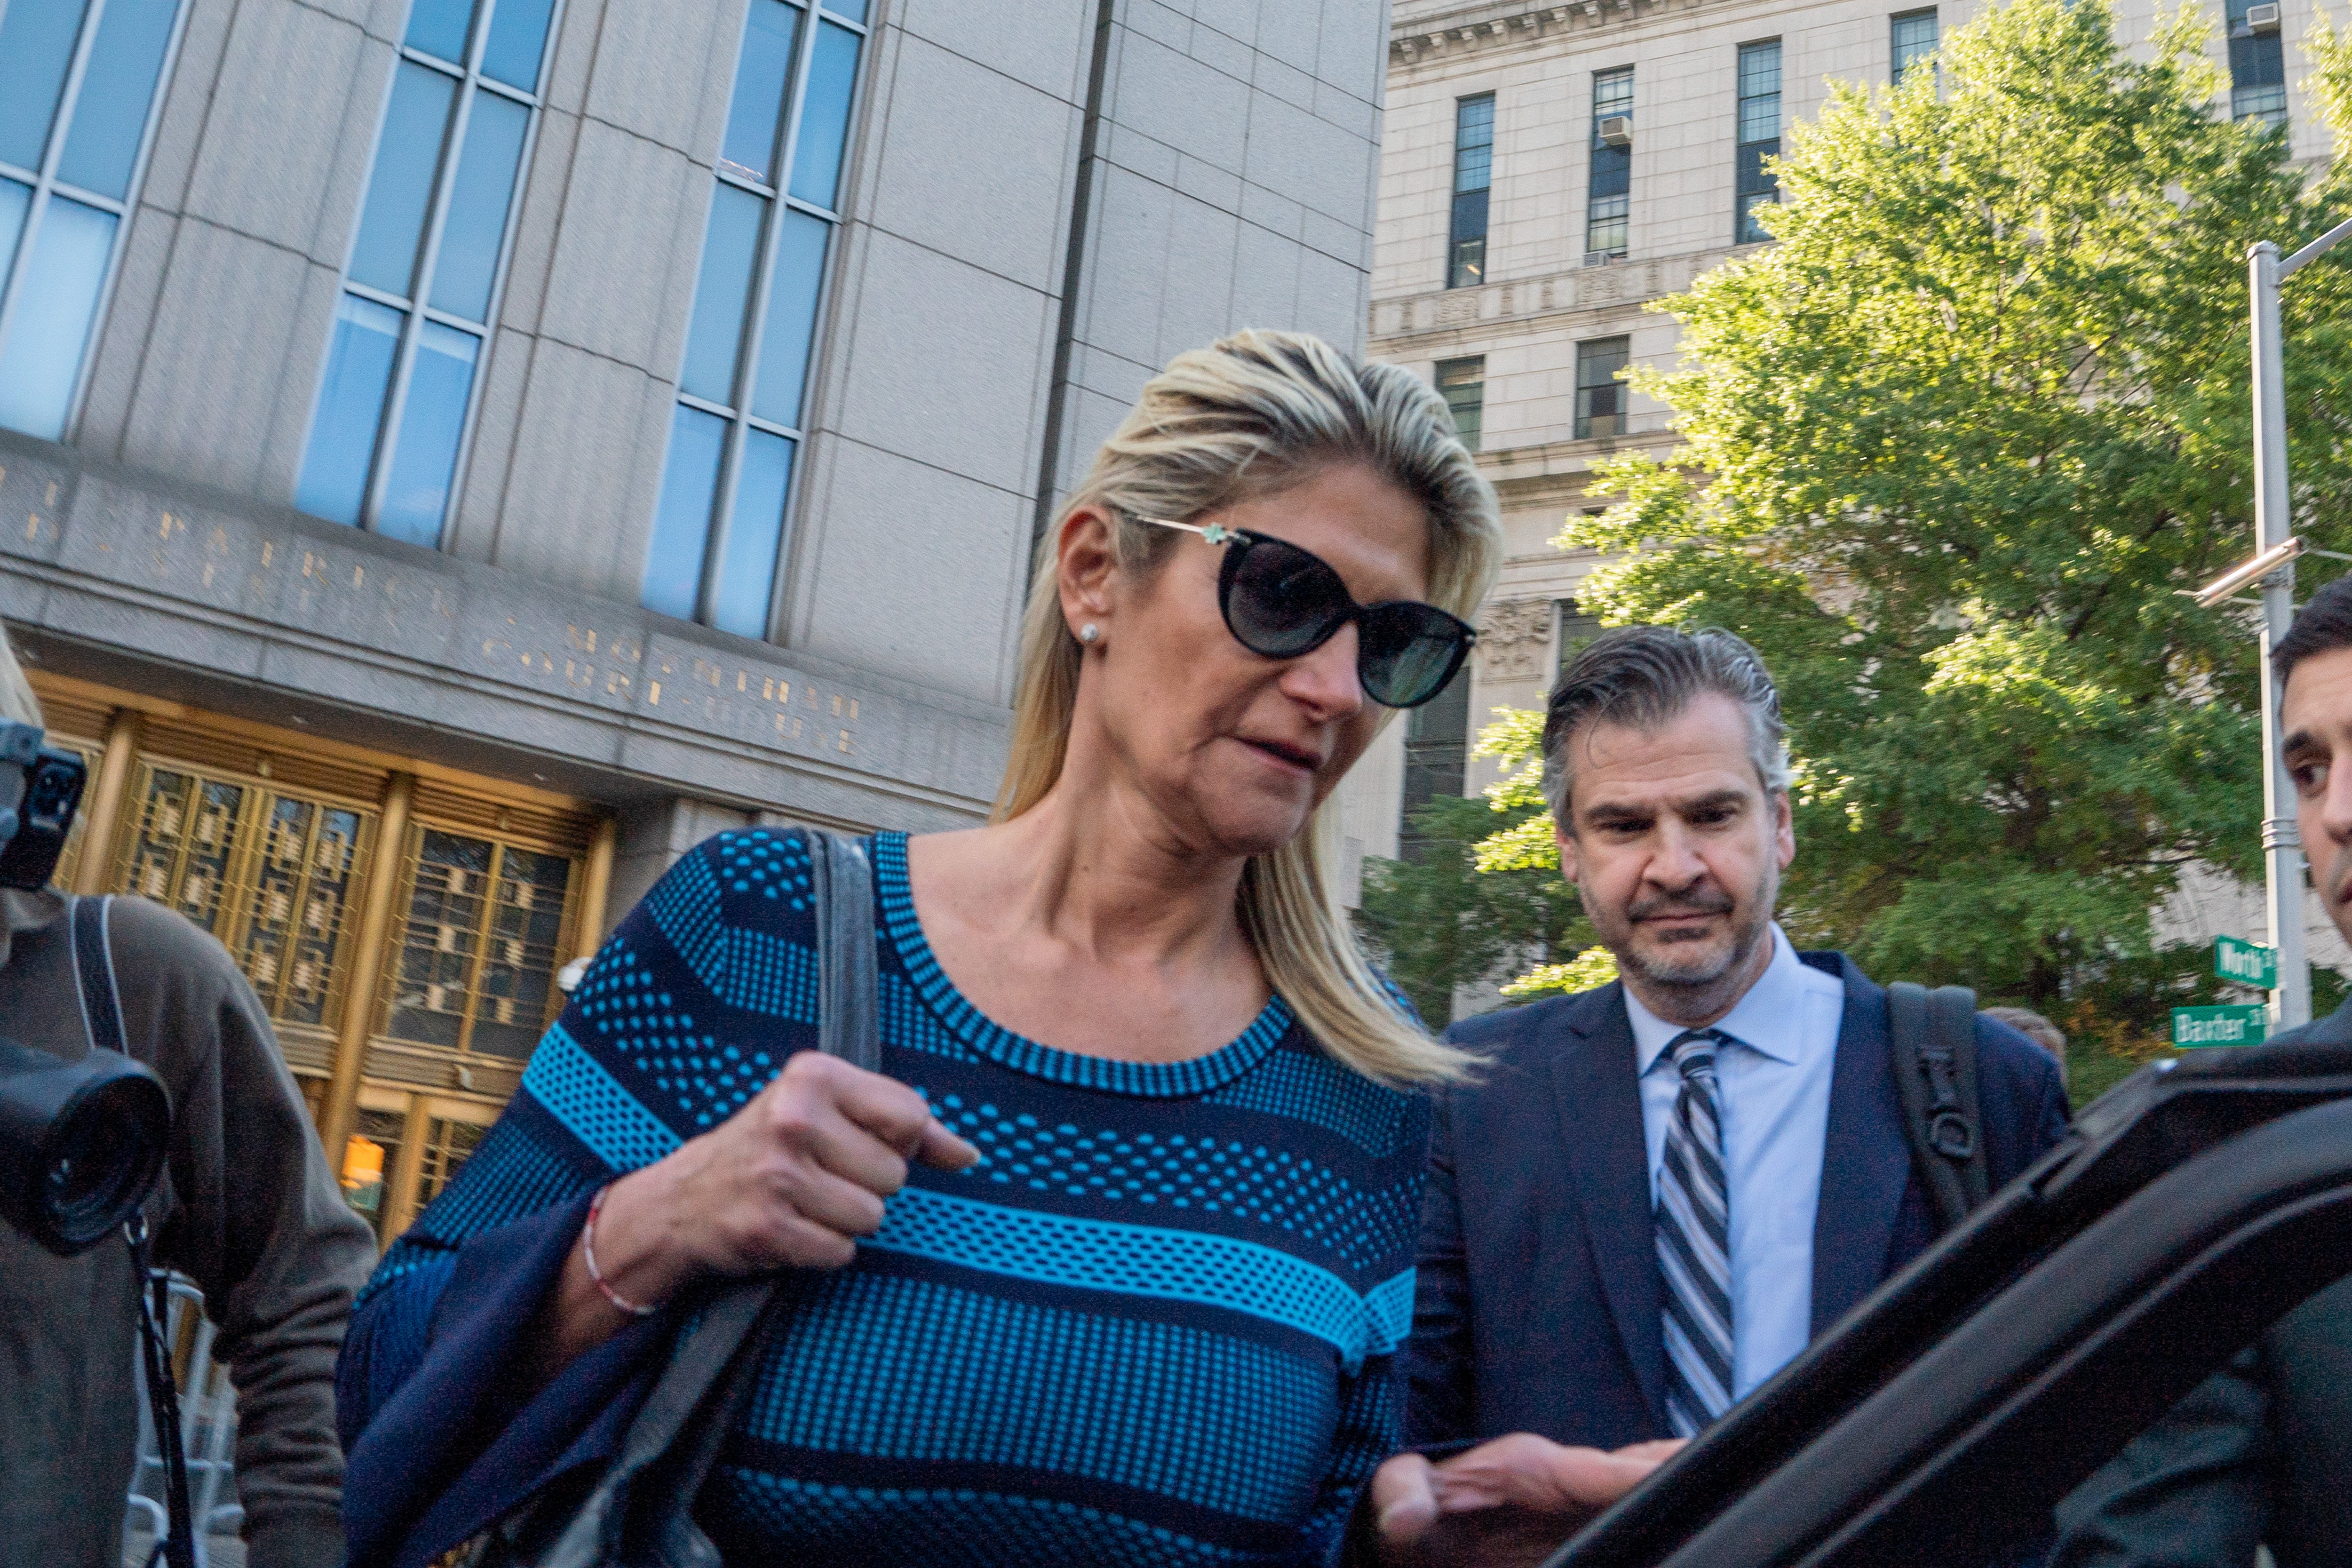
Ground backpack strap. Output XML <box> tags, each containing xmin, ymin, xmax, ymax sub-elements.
<box><xmin>66</xmin><ymin>893</ymin><xmax>128</xmax><ymax>1059</ymax></box>
<box><xmin>1887</xmin><ymin>980</ymin><xmax>1992</xmax><ymax>1233</ymax></box>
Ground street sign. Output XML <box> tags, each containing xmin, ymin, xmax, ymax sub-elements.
<box><xmin>2172</xmin><ymin>1004</ymin><xmax>2270</xmax><ymax>1048</ymax></box>
<box><xmin>2214</xmin><ymin>935</ymin><xmax>2280</xmax><ymax>989</ymax></box>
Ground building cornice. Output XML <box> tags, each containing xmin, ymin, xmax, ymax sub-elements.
<box><xmin>1369</xmin><ymin>243</ymin><xmax>1763</xmax><ymax>352</ymax></box>
<box><xmin>1481</xmin><ymin>430</ymin><xmax>1680</xmax><ymax>497</ymax></box>
<box><xmin>1390</xmin><ymin>0</ymin><xmax>1710</xmax><ymax>62</ymax></box>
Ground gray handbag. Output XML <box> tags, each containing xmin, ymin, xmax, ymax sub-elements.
<box><xmin>464</xmin><ymin>830</ymin><xmax>878</xmax><ymax>1568</ymax></box>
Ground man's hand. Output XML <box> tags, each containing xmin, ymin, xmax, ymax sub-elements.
<box><xmin>1371</xmin><ymin>1433</ymin><xmax>1683</xmax><ymax>1568</ymax></box>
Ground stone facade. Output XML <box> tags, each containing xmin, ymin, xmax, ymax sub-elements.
<box><xmin>4</xmin><ymin>0</ymin><xmax>1396</xmax><ymax>878</ymax></box>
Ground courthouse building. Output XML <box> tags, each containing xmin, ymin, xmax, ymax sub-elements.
<box><xmin>0</xmin><ymin>0</ymin><xmax>1393</xmax><ymax>1239</ymax></box>
<box><xmin>1370</xmin><ymin>0</ymin><xmax>2336</xmax><ymax>836</ymax></box>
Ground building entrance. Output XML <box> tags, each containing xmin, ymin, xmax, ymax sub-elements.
<box><xmin>31</xmin><ymin>671</ymin><xmax>614</xmax><ymax>1245</ymax></box>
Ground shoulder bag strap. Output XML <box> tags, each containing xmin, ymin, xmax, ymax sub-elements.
<box><xmin>527</xmin><ymin>829</ymin><xmax>882</xmax><ymax>1568</ymax></box>
<box><xmin>806</xmin><ymin>831</ymin><xmax>879</xmax><ymax>1073</ymax></box>
<box><xmin>1887</xmin><ymin>981</ymin><xmax>1992</xmax><ymax>1233</ymax></box>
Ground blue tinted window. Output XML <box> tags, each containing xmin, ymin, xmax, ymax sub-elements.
<box><xmin>1448</xmin><ymin>94</ymin><xmax>1494</xmax><ymax>288</ymax></box>
<box><xmin>296</xmin><ymin>294</ymin><xmax>405</xmax><ymax>523</ymax></box>
<box><xmin>0</xmin><ymin>182</ymin><xmax>30</xmax><ymax>281</ymax></box>
<box><xmin>375</xmin><ymin>321</ymin><xmax>478</xmax><ymax>546</ymax></box>
<box><xmin>0</xmin><ymin>0</ymin><xmax>91</xmax><ymax>172</ymax></box>
<box><xmin>787</xmin><ymin>22</ymin><xmax>859</xmax><ymax>209</ymax></box>
<box><xmin>1737</xmin><ymin>41</ymin><xmax>1781</xmax><ymax>144</ymax></box>
<box><xmin>646</xmin><ymin>0</ymin><xmax>858</xmax><ymax>632</ymax></box>
<box><xmin>427</xmin><ymin>88</ymin><xmax>528</xmax><ymax>321</ymax></box>
<box><xmin>644</xmin><ymin>406</ymin><xmax>726</xmax><ymax>620</ymax></box>
<box><xmin>56</xmin><ymin>0</ymin><xmax>179</xmax><ymax>200</ymax></box>
<box><xmin>350</xmin><ymin>64</ymin><xmax>456</xmax><ymax>298</ymax></box>
<box><xmin>481</xmin><ymin>0</ymin><xmax>557</xmax><ymax>91</ymax></box>
<box><xmin>1452</xmin><ymin>95</ymin><xmax>1494</xmax><ymax>195</ymax></box>
<box><xmin>721</xmin><ymin>0</ymin><xmax>801</xmax><ymax>183</ymax></box>
<box><xmin>405</xmin><ymin>0</ymin><xmax>476</xmax><ymax>64</ymax></box>
<box><xmin>0</xmin><ymin>197</ymin><xmax>116</xmax><ymax>439</ymax></box>
<box><xmin>712</xmin><ymin>430</ymin><xmax>793</xmax><ymax>637</ymax></box>
<box><xmin>0</xmin><ymin>1</ymin><xmax>184</xmax><ymax>442</ymax></box>
<box><xmin>750</xmin><ymin>209</ymin><xmax>826</xmax><ymax>427</ymax></box>
<box><xmin>306</xmin><ymin>1</ymin><xmax>550</xmax><ymax>540</ymax></box>
<box><xmin>680</xmin><ymin>184</ymin><xmax>762</xmax><ymax>403</ymax></box>
<box><xmin>1891</xmin><ymin>9</ymin><xmax>1938</xmax><ymax>81</ymax></box>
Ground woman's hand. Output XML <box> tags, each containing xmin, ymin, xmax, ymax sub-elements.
<box><xmin>1369</xmin><ymin>1434</ymin><xmax>1682</xmax><ymax>1568</ymax></box>
<box><xmin>596</xmin><ymin>1050</ymin><xmax>981</xmax><ymax>1298</ymax></box>
<box><xmin>536</xmin><ymin>1051</ymin><xmax>979</xmax><ymax>1377</ymax></box>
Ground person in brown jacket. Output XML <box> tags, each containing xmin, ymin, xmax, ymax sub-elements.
<box><xmin>0</xmin><ymin>630</ymin><xmax>376</xmax><ymax>1568</ymax></box>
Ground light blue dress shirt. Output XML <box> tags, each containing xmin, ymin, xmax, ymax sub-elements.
<box><xmin>1623</xmin><ymin>925</ymin><xmax>1847</xmax><ymax>1400</ymax></box>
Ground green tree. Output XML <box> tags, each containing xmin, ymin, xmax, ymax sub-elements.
<box><xmin>1478</xmin><ymin>0</ymin><xmax>2352</xmax><ymax>1034</ymax></box>
<box><xmin>1356</xmin><ymin>793</ymin><xmax>1588</xmax><ymax>1026</ymax></box>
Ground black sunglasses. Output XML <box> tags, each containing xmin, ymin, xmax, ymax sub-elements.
<box><xmin>1136</xmin><ymin>516</ymin><xmax>1476</xmax><ymax>708</ymax></box>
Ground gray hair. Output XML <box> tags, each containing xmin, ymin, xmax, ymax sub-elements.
<box><xmin>1542</xmin><ymin>624</ymin><xmax>1791</xmax><ymax>820</ymax></box>
<box><xmin>0</xmin><ymin>624</ymin><xmax>44</xmax><ymax>730</ymax></box>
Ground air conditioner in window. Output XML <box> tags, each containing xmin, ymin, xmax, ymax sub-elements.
<box><xmin>1597</xmin><ymin>115</ymin><xmax>1633</xmax><ymax>148</ymax></box>
<box><xmin>2245</xmin><ymin>3</ymin><xmax>2282</xmax><ymax>32</ymax></box>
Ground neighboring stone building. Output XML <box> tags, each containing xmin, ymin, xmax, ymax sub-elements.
<box><xmin>0</xmin><ymin>0</ymin><xmax>1390</xmax><ymax>1238</ymax></box>
<box><xmin>1367</xmin><ymin>0</ymin><xmax>2335</xmax><ymax>836</ymax></box>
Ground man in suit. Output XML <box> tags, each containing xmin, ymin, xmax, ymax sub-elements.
<box><xmin>2051</xmin><ymin>577</ymin><xmax>2352</xmax><ymax>1568</ymax></box>
<box><xmin>1403</xmin><ymin>624</ymin><xmax>2071</xmax><ymax>1469</ymax></box>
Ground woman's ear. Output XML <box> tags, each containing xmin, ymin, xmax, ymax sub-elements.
<box><xmin>1056</xmin><ymin>506</ymin><xmax>1119</xmax><ymax>637</ymax></box>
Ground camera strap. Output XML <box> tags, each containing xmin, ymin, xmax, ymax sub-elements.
<box><xmin>128</xmin><ymin>1213</ymin><xmax>197</xmax><ymax>1568</ymax></box>
<box><xmin>67</xmin><ymin>894</ymin><xmax>195</xmax><ymax>1568</ymax></box>
<box><xmin>68</xmin><ymin>893</ymin><xmax>128</xmax><ymax>1057</ymax></box>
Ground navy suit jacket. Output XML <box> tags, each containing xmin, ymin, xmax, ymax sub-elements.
<box><xmin>1405</xmin><ymin>951</ymin><xmax>2072</xmax><ymax>1449</ymax></box>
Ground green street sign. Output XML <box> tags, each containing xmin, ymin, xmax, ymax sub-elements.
<box><xmin>2172</xmin><ymin>1004</ymin><xmax>2270</xmax><ymax>1048</ymax></box>
<box><xmin>2214</xmin><ymin>935</ymin><xmax>2279</xmax><ymax>989</ymax></box>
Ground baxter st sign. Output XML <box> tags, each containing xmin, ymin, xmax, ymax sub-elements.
<box><xmin>2172</xmin><ymin>1004</ymin><xmax>2271</xmax><ymax>1048</ymax></box>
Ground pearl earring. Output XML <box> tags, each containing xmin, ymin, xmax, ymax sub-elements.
<box><xmin>1079</xmin><ymin>623</ymin><xmax>1100</xmax><ymax>644</ymax></box>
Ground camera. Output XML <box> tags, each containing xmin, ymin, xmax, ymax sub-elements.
<box><xmin>0</xmin><ymin>1035</ymin><xmax>169</xmax><ymax>1254</ymax></box>
<box><xmin>0</xmin><ymin>720</ymin><xmax>89</xmax><ymax>892</ymax></box>
<box><xmin>0</xmin><ymin>719</ymin><xmax>173</xmax><ymax>1257</ymax></box>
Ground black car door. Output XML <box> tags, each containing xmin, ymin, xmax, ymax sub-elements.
<box><xmin>1547</xmin><ymin>1043</ymin><xmax>2352</xmax><ymax>1568</ymax></box>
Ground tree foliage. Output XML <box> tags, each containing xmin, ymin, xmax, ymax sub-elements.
<box><xmin>1356</xmin><ymin>794</ymin><xmax>1589</xmax><ymax>1026</ymax></box>
<box><xmin>1478</xmin><ymin>0</ymin><xmax>2352</xmax><ymax>1014</ymax></box>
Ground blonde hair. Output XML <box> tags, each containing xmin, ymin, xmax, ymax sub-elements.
<box><xmin>998</xmin><ymin>330</ymin><xmax>1502</xmax><ymax>1086</ymax></box>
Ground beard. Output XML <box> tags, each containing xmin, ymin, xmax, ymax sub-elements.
<box><xmin>1605</xmin><ymin>864</ymin><xmax>1780</xmax><ymax>995</ymax></box>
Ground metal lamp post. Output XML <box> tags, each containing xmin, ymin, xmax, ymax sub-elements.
<box><xmin>2248</xmin><ymin>238</ymin><xmax>2311</xmax><ymax>1030</ymax></box>
<box><xmin>2236</xmin><ymin>221</ymin><xmax>2352</xmax><ymax>1029</ymax></box>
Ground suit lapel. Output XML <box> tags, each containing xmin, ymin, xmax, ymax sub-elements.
<box><xmin>1551</xmin><ymin>984</ymin><xmax>1668</xmax><ymax>1426</ymax></box>
<box><xmin>1811</xmin><ymin>955</ymin><xmax>1916</xmax><ymax>1335</ymax></box>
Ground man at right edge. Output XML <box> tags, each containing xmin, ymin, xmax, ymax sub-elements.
<box><xmin>2054</xmin><ymin>574</ymin><xmax>2352</xmax><ymax>1567</ymax></box>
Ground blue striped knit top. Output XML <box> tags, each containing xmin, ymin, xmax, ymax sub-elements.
<box><xmin>341</xmin><ymin>828</ymin><xmax>1430</xmax><ymax>1566</ymax></box>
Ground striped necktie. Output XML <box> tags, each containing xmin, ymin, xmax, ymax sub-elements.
<box><xmin>1657</xmin><ymin>1027</ymin><xmax>1734</xmax><ymax>1438</ymax></box>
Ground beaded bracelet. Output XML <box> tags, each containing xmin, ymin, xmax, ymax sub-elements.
<box><xmin>583</xmin><ymin>1183</ymin><xmax>660</xmax><ymax>1317</ymax></box>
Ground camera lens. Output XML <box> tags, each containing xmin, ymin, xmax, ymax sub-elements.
<box><xmin>45</xmin><ymin>1078</ymin><xmax>167</xmax><ymax>1245</ymax></box>
<box><xmin>0</xmin><ymin>1042</ymin><xmax>171</xmax><ymax>1256</ymax></box>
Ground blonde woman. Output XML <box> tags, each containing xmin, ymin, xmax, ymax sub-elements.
<box><xmin>339</xmin><ymin>331</ymin><xmax>1657</xmax><ymax>1568</ymax></box>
